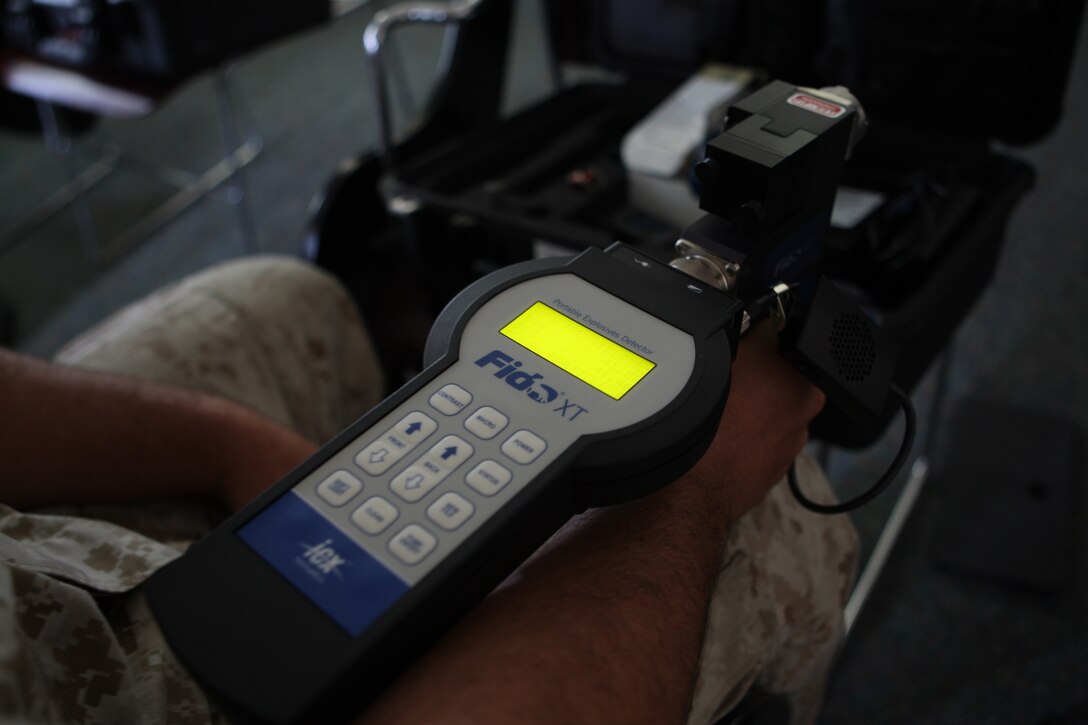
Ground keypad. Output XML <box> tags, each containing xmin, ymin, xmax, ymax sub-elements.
<box><xmin>307</xmin><ymin>382</ymin><xmax>551</xmax><ymax>581</ymax></box>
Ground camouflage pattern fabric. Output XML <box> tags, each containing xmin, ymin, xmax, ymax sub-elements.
<box><xmin>688</xmin><ymin>454</ymin><xmax>858</xmax><ymax>724</ymax></box>
<box><xmin>0</xmin><ymin>504</ymin><xmax>214</xmax><ymax>723</ymax></box>
<box><xmin>0</xmin><ymin>256</ymin><xmax>857</xmax><ymax>724</ymax></box>
<box><xmin>1</xmin><ymin>257</ymin><xmax>382</xmax><ymax>724</ymax></box>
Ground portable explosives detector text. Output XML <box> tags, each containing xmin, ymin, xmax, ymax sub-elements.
<box><xmin>146</xmin><ymin>80</ymin><xmax>904</xmax><ymax>723</ymax></box>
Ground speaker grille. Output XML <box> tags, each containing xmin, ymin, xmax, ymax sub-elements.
<box><xmin>829</xmin><ymin>313</ymin><xmax>876</xmax><ymax>382</ymax></box>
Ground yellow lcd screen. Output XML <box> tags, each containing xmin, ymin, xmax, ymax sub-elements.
<box><xmin>500</xmin><ymin>302</ymin><xmax>655</xmax><ymax>400</ymax></box>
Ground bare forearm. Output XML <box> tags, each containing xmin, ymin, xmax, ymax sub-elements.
<box><xmin>362</xmin><ymin>471</ymin><xmax>737</xmax><ymax>724</ymax></box>
<box><xmin>0</xmin><ymin>348</ymin><xmax>314</xmax><ymax>508</ymax></box>
<box><xmin>361</xmin><ymin>324</ymin><xmax>821</xmax><ymax>724</ymax></box>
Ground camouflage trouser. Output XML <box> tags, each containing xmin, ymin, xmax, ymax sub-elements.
<box><xmin>0</xmin><ymin>256</ymin><xmax>857</xmax><ymax>724</ymax></box>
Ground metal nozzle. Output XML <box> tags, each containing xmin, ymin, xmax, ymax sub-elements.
<box><xmin>668</xmin><ymin>239</ymin><xmax>740</xmax><ymax>293</ymax></box>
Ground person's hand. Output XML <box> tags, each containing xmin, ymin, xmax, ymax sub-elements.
<box><xmin>210</xmin><ymin>402</ymin><xmax>319</xmax><ymax>510</ymax></box>
<box><xmin>0</xmin><ymin>348</ymin><xmax>321</xmax><ymax>509</ymax></box>
<box><xmin>683</xmin><ymin>320</ymin><xmax>826</xmax><ymax>522</ymax></box>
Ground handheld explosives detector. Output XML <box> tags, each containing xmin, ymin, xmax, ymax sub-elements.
<box><xmin>146</xmin><ymin>81</ymin><xmax>904</xmax><ymax>723</ymax></box>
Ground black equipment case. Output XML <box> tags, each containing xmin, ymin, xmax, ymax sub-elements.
<box><xmin>306</xmin><ymin>0</ymin><xmax>1085</xmax><ymax>447</ymax></box>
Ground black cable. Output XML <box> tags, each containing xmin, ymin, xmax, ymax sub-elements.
<box><xmin>788</xmin><ymin>384</ymin><xmax>916</xmax><ymax>515</ymax></box>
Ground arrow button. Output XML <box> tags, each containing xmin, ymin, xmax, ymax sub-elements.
<box><xmin>426</xmin><ymin>435</ymin><xmax>474</xmax><ymax>473</ymax></box>
<box><xmin>391</xmin><ymin>466</ymin><xmax>440</xmax><ymax>503</ymax></box>
<box><xmin>355</xmin><ymin>411</ymin><xmax>437</xmax><ymax>476</ymax></box>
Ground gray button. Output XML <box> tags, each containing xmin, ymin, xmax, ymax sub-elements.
<box><xmin>355</xmin><ymin>411</ymin><xmax>437</xmax><ymax>475</ymax></box>
<box><xmin>388</xmin><ymin>524</ymin><xmax>437</xmax><ymax>565</ymax></box>
<box><xmin>351</xmin><ymin>496</ymin><xmax>399</xmax><ymax>535</ymax></box>
<box><xmin>466</xmin><ymin>460</ymin><xmax>513</xmax><ymax>497</ymax></box>
<box><xmin>429</xmin><ymin>384</ymin><xmax>472</xmax><ymax>416</ymax></box>
<box><xmin>464</xmin><ymin>406</ymin><xmax>509</xmax><ymax>440</ymax></box>
<box><xmin>390</xmin><ymin>465</ymin><xmax>441</xmax><ymax>503</ymax></box>
<box><xmin>315</xmin><ymin>470</ymin><xmax>363</xmax><ymax>507</ymax></box>
<box><xmin>421</xmin><ymin>435</ymin><xmax>475</xmax><ymax>473</ymax></box>
<box><xmin>426</xmin><ymin>492</ymin><xmax>475</xmax><ymax>531</ymax></box>
<box><xmin>501</xmin><ymin>430</ymin><xmax>547</xmax><ymax>464</ymax></box>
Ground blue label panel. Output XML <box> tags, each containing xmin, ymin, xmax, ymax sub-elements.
<box><xmin>238</xmin><ymin>493</ymin><xmax>409</xmax><ymax>636</ymax></box>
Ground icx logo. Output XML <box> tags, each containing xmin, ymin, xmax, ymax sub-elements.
<box><xmin>475</xmin><ymin>350</ymin><xmax>589</xmax><ymax>421</ymax></box>
<box><xmin>296</xmin><ymin>538</ymin><xmax>350</xmax><ymax>583</ymax></box>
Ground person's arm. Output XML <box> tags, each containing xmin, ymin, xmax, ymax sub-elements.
<box><xmin>0</xmin><ymin>348</ymin><xmax>316</xmax><ymax>510</ymax></box>
<box><xmin>360</xmin><ymin>323</ymin><xmax>825</xmax><ymax>724</ymax></box>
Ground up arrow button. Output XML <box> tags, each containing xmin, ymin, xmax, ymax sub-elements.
<box><xmin>355</xmin><ymin>411</ymin><xmax>437</xmax><ymax>475</ymax></box>
<box><xmin>426</xmin><ymin>435</ymin><xmax>474</xmax><ymax>473</ymax></box>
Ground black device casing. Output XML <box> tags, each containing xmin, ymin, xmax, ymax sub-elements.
<box><xmin>145</xmin><ymin>244</ymin><xmax>743</xmax><ymax>724</ymax></box>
